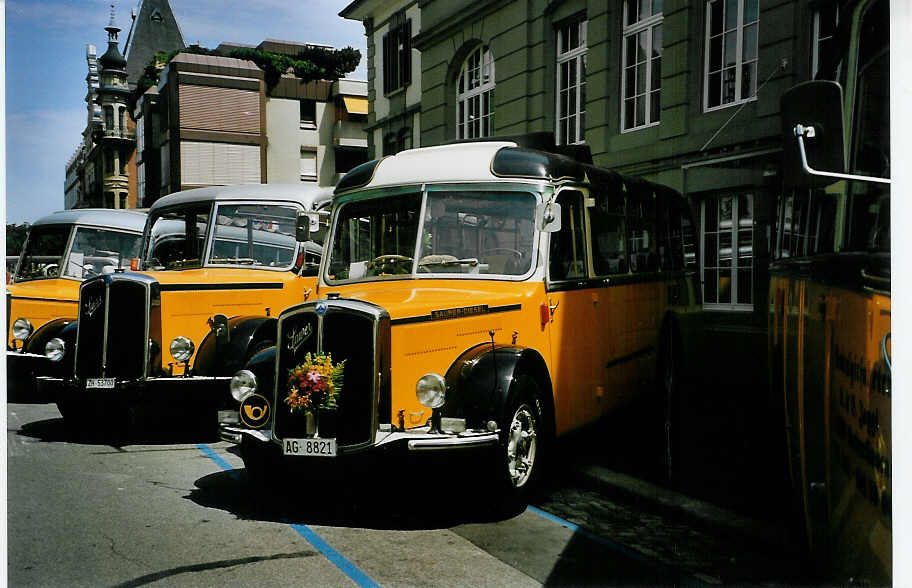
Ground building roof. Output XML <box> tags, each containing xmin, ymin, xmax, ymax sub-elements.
<box><xmin>123</xmin><ymin>0</ymin><xmax>186</xmax><ymax>87</ymax></box>
<box><xmin>149</xmin><ymin>184</ymin><xmax>334</xmax><ymax>213</ymax></box>
<box><xmin>257</xmin><ymin>39</ymin><xmax>333</xmax><ymax>56</ymax></box>
<box><xmin>32</xmin><ymin>209</ymin><xmax>148</xmax><ymax>232</ymax></box>
<box><xmin>170</xmin><ymin>52</ymin><xmax>262</xmax><ymax>73</ymax></box>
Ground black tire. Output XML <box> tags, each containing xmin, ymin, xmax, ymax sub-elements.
<box><xmin>658</xmin><ymin>320</ymin><xmax>681</xmax><ymax>485</ymax></box>
<box><xmin>498</xmin><ymin>375</ymin><xmax>546</xmax><ymax>503</ymax></box>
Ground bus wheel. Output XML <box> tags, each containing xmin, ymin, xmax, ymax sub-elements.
<box><xmin>659</xmin><ymin>321</ymin><xmax>681</xmax><ymax>485</ymax></box>
<box><xmin>500</xmin><ymin>376</ymin><xmax>544</xmax><ymax>500</ymax></box>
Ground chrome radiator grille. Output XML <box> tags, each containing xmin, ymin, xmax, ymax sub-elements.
<box><xmin>273</xmin><ymin>299</ymin><xmax>390</xmax><ymax>450</ymax></box>
<box><xmin>75</xmin><ymin>274</ymin><xmax>156</xmax><ymax>380</ymax></box>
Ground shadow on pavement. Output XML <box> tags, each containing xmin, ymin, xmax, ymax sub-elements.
<box><xmin>186</xmin><ymin>467</ymin><xmax>523</xmax><ymax>531</ymax></box>
<box><xmin>16</xmin><ymin>416</ymin><xmax>219</xmax><ymax>447</ymax></box>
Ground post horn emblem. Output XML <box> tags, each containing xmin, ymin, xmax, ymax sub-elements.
<box><xmin>239</xmin><ymin>394</ymin><xmax>271</xmax><ymax>429</ymax></box>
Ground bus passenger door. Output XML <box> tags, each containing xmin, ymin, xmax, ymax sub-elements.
<box><xmin>546</xmin><ymin>188</ymin><xmax>601</xmax><ymax>433</ymax></box>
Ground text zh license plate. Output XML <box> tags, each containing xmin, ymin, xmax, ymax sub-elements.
<box><xmin>85</xmin><ymin>378</ymin><xmax>115</xmax><ymax>389</ymax></box>
<box><xmin>283</xmin><ymin>438</ymin><xmax>336</xmax><ymax>457</ymax></box>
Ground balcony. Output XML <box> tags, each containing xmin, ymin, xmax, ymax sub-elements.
<box><xmin>95</xmin><ymin>128</ymin><xmax>136</xmax><ymax>142</ymax></box>
<box><xmin>333</xmin><ymin>120</ymin><xmax>367</xmax><ymax>149</ymax></box>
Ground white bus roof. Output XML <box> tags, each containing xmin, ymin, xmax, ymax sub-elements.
<box><xmin>30</xmin><ymin>208</ymin><xmax>148</xmax><ymax>232</ymax></box>
<box><xmin>354</xmin><ymin>142</ymin><xmax>514</xmax><ymax>190</ymax></box>
<box><xmin>150</xmin><ymin>184</ymin><xmax>334</xmax><ymax>213</ymax></box>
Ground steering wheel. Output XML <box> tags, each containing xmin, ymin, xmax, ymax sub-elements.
<box><xmin>42</xmin><ymin>264</ymin><xmax>59</xmax><ymax>278</ymax></box>
<box><xmin>368</xmin><ymin>254</ymin><xmax>413</xmax><ymax>275</ymax></box>
<box><xmin>482</xmin><ymin>248</ymin><xmax>523</xmax><ymax>260</ymax></box>
<box><xmin>482</xmin><ymin>248</ymin><xmax>525</xmax><ymax>274</ymax></box>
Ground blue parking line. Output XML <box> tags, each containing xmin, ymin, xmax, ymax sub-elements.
<box><xmin>526</xmin><ymin>505</ymin><xmax>708</xmax><ymax>586</ymax></box>
<box><xmin>197</xmin><ymin>444</ymin><xmax>380</xmax><ymax>588</ymax></box>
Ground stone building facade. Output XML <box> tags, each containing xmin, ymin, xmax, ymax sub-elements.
<box><xmin>342</xmin><ymin>0</ymin><xmax>843</xmax><ymax>321</ymax></box>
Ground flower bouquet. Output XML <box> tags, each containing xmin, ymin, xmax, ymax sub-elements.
<box><xmin>284</xmin><ymin>352</ymin><xmax>346</xmax><ymax>416</ymax></box>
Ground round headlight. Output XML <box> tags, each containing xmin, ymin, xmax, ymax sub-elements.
<box><xmin>416</xmin><ymin>373</ymin><xmax>446</xmax><ymax>409</ymax></box>
<box><xmin>12</xmin><ymin>318</ymin><xmax>33</xmax><ymax>341</ymax></box>
<box><xmin>169</xmin><ymin>336</ymin><xmax>195</xmax><ymax>362</ymax></box>
<box><xmin>45</xmin><ymin>338</ymin><xmax>66</xmax><ymax>362</ymax></box>
<box><xmin>230</xmin><ymin>369</ymin><xmax>257</xmax><ymax>402</ymax></box>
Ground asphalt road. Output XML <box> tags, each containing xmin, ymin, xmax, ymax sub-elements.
<box><xmin>8</xmin><ymin>402</ymin><xmax>809</xmax><ymax>587</ymax></box>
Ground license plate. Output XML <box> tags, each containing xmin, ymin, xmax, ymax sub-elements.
<box><xmin>85</xmin><ymin>378</ymin><xmax>115</xmax><ymax>389</ymax></box>
<box><xmin>283</xmin><ymin>438</ymin><xmax>337</xmax><ymax>457</ymax></box>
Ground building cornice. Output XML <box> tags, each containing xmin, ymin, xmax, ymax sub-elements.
<box><xmin>412</xmin><ymin>0</ymin><xmax>514</xmax><ymax>50</ymax></box>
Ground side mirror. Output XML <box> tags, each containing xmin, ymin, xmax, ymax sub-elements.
<box><xmin>208</xmin><ymin>314</ymin><xmax>230</xmax><ymax>346</ymax></box>
<box><xmin>536</xmin><ymin>201</ymin><xmax>562</xmax><ymax>233</ymax></box>
<box><xmin>296</xmin><ymin>211</ymin><xmax>315</xmax><ymax>242</ymax></box>
<box><xmin>781</xmin><ymin>81</ymin><xmax>846</xmax><ymax>187</ymax></box>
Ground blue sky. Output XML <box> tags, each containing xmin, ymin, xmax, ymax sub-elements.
<box><xmin>3</xmin><ymin>0</ymin><xmax>367</xmax><ymax>225</ymax></box>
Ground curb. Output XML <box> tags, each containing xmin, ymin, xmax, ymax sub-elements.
<box><xmin>570</xmin><ymin>464</ymin><xmax>789</xmax><ymax>550</ymax></box>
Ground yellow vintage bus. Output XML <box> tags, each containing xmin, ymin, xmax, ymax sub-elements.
<box><xmin>771</xmin><ymin>0</ymin><xmax>890</xmax><ymax>582</ymax></box>
<box><xmin>6</xmin><ymin>208</ymin><xmax>146</xmax><ymax>399</ymax></box>
<box><xmin>220</xmin><ymin>137</ymin><xmax>701</xmax><ymax>498</ymax></box>
<box><xmin>47</xmin><ymin>184</ymin><xmax>332</xmax><ymax>434</ymax></box>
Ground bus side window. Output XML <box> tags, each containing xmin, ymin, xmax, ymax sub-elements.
<box><xmin>549</xmin><ymin>190</ymin><xmax>587</xmax><ymax>281</ymax></box>
<box><xmin>590</xmin><ymin>192</ymin><xmax>627</xmax><ymax>275</ymax></box>
<box><xmin>627</xmin><ymin>188</ymin><xmax>658</xmax><ymax>273</ymax></box>
<box><xmin>657</xmin><ymin>189</ymin><xmax>684</xmax><ymax>271</ymax></box>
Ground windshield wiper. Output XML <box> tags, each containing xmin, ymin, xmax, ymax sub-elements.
<box><xmin>418</xmin><ymin>256</ymin><xmax>478</xmax><ymax>267</ymax></box>
<box><xmin>165</xmin><ymin>258</ymin><xmax>202</xmax><ymax>269</ymax></box>
<box><xmin>209</xmin><ymin>257</ymin><xmax>257</xmax><ymax>265</ymax></box>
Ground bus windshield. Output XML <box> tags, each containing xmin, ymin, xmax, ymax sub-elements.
<box><xmin>63</xmin><ymin>227</ymin><xmax>143</xmax><ymax>278</ymax></box>
<box><xmin>209</xmin><ymin>203</ymin><xmax>302</xmax><ymax>270</ymax></box>
<box><xmin>145</xmin><ymin>204</ymin><xmax>211</xmax><ymax>270</ymax></box>
<box><xmin>15</xmin><ymin>225</ymin><xmax>143</xmax><ymax>282</ymax></box>
<box><xmin>326</xmin><ymin>189</ymin><xmax>537</xmax><ymax>282</ymax></box>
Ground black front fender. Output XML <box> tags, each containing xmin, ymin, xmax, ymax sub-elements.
<box><xmin>193</xmin><ymin>316</ymin><xmax>277</xmax><ymax>377</ymax></box>
<box><xmin>24</xmin><ymin>318</ymin><xmax>79</xmax><ymax>379</ymax></box>
<box><xmin>442</xmin><ymin>343</ymin><xmax>553</xmax><ymax>432</ymax></box>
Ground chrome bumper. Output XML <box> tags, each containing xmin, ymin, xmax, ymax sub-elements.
<box><xmin>219</xmin><ymin>423</ymin><xmax>500</xmax><ymax>452</ymax></box>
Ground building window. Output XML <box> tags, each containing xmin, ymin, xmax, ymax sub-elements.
<box><xmin>701</xmin><ymin>193</ymin><xmax>754</xmax><ymax>310</ymax></box>
<box><xmin>335</xmin><ymin>147</ymin><xmax>369</xmax><ymax>175</ymax></box>
<box><xmin>119</xmin><ymin>193</ymin><xmax>127</xmax><ymax>209</ymax></box>
<box><xmin>104</xmin><ymin>105</ymin><xmax>114</xmax><ymax>131</ymax></box>
<box><xmin>138</xmin><ymin>164</ymin><xmax>146</xmax><ymax>205</ymax></box>
<box><xmin>704</xmin><ymin>0</ymin><xmax>759</xmax><ymax>110</ymax></box>
<box><xmin>556</xmin><ymin>18</ymin><xmax>588</xmax><ymax>144</ymax></box>
<box><xmin>382</xmin><ymin>19</ymin><xmax>412</xmax><ymax>94</ymax></box>
<box><xmin>119</xmin><ymin>150</ymin><xmax>128</xmax><ymax>175</ymax></box>
<box><xmin>300</xmin><ymin>150</ymin><xmax>317</xmax><ymax>181</ymax></box>
<box><xmin>300</xmin><ymin>99</ymin><xmax>316</xmax><ymax>128</ymax></box>
<box><xmin>622</xmin><ymin>1</ymin><xmax>662</xmax><ymax>131</ymax></box>
<box><xmin>457</xmin><ymin>45</ymin><xmax>495</xmax><ymax>139</ymax></box>
<box><xmin>812</xmin><ymin>5</ymin><xmax>839</xmax><ymax>78</ymax></box>
<box><xmin>118</xmin><ymin>106</ymin><xmax>126</xmax><ymax>133</ymax></box>
<box><xmin>104</xmin><ymin>148</ymin><xmax>114</xmax><ymax>174</ymax></box>
<box><xmin>136</xmin><ymin>116</ymin><xmax>145</xmax><ymax>152</ymax></box>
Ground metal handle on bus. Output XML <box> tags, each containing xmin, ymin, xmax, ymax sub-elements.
<box><xmin>794</xmin><ymin>125</ymin><xmax>891</xmax><ymax>185</ymax></box>
<box><xmin>881</xmin><ymin>332</ymin><xmax>891</xmax><ymax>375</ymax></box>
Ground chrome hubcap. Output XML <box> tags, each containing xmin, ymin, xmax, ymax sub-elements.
<box><xmin>506</xmin><ymin>404</ymin><xmax>537</xmax><ymax>488</ymax></box>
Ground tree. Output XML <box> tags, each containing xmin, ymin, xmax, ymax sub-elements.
<box><xmin>6</xmin><ymin>223</ymin><xmax>29</xmax><ymax>255</ymax></box>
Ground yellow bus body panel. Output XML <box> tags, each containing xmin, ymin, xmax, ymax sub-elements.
<box><xmin>141</xmin><ymin>268</ymin><xmax>317</xmax><ymax>373</ymax></box>
<box><xmin>7</xmin><ymin>279</ymin><xmax>81</xmax><ymax>346</ymax></box>
<box><xmin>325</xmin><ymin>276</ymin><xmax>677</xmax><ymax>436</ymax></box>
<box><xmin>771</xmin><ymin>274</ymin><xmax>890</xmax><ymax>584</ymax></box>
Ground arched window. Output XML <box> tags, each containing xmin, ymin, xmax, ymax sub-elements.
<box><xmin>456</xmin><ymin>45</ymin><xmax>495</xmax><ymax>139</ymax></box>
